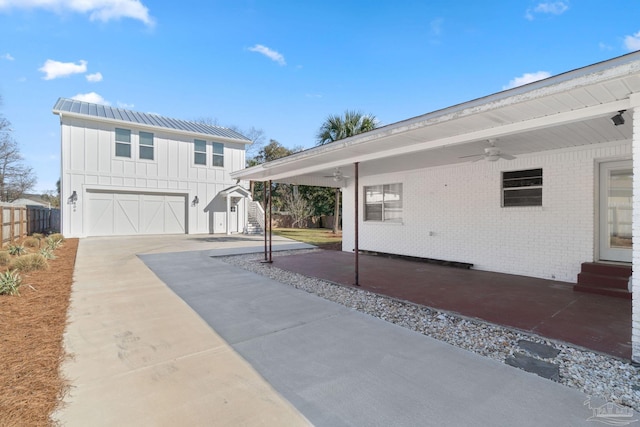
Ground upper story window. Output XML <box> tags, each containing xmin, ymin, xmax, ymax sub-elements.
<box><xmin>194</xmin><ymin>139</ymin><xmax>206</xmax><ymax>165</ymax></box>
<box><xmin>212</xmin><ymin>142</ymin><xmax>224</xmax><ymax>167</ymax></box>
<box><xmin>364</xmin><ymin>183</ymin><xmax>403</xmax><ymax>222</ymax></box>
<box><xmin>139</xmin><ymin>131</ymin><xmax>154</xmax><ymax>160</ymax></box>
<box><xmin>115</xmin><ymin>128</ymin><xmax>131</xmax><ymax>158</ymax></box>
<box><xmin>502</xmin><ymin>168</ymin><xmax>543</xmax><ymax>207</ymax></box>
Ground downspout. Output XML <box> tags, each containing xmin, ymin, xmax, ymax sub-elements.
<box><xmin>354</xmin><ymin>162</ymin><xmax>359</xmax><ymax>286</ymax></box>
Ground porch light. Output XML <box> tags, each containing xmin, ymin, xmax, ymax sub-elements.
<box><xmin>611</xmin><ymin>110</ymin><xmax>625</xmax><ymax>126</ymax></box>
<box><xmin>192</xmin><ymin>196</ymin><xmax>199</xmax><ymax>206</ymax></box>
<box><xmin>67</xmin><ymin>190</ymin><xmax>78</xmax><ymax>204</ymax></box>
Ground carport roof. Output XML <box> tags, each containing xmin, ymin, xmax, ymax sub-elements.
<box><xmin>52</xmin><ymin>97</ymin><xmax>252</xmax><ymax>144</ymax></box>
<box><xmin>231</xmin><ymin>51</ymin><xmax>640</xmax><ymax>187</ymax></box>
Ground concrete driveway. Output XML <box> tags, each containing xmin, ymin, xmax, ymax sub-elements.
<box><xmin>57</xmin><ymin>235</ymin><xmax>597</xmax><ymax>426</ymax></box>
<box><xmin>54</xmin><ymin>234</ymin><xmax>313</xmax><ymax>426</ymax></box>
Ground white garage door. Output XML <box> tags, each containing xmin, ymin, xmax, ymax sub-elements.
<box><xmin>87</xmin><ymin>191</ymin><xmax>186</xmax><ymax>236</ymax></box>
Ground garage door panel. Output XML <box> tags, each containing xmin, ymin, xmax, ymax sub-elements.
<box><xmin>87</xmin><ymin>191</ymin><xmax>186</xmax><ymax>236</ymax></box>
<box><xmin>87</xmin><ymin>195</ymin><xmax>114</xmax><ymax>235</ymax></box>
<box><xmin>165</xmin><ymin>197</ymin><xmax>186</xmax><ymax>234</ymax></box>
<box><xmin>114</xmin><ymin>198</ymin><xmax>140</xmax><ymax>234</ymax></box>
<box><xmin>142</xmin><ymin>197</ymin><xmax>164</xmax><ymax>234</ymax></box>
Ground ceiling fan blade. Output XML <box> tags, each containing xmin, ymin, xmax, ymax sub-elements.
<box><xmin>500</xmin><ymin>154</ymin><xmax>516</xmax><ymax>160</ymax></box>
<box><xmin>459</xmin><ymin>153</ymin><xmax>483</xmax><ymax>159</ymax></box>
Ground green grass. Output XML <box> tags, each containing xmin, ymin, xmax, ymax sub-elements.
<box><xmin>272</xmin><ymin>228</ymin><xmax>342</xmax><ymax>246</ymax></box>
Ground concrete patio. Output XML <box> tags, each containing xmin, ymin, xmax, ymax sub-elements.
<box><xmin>272</xmin><ymin>250</ymin><xmax>632</xmax><ymax>360</ymax></box>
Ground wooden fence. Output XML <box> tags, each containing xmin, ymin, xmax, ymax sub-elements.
<box><xmin>0</xmin><ymin>204</ymin><xmax>61</xmax><ymax>246</ymax></box>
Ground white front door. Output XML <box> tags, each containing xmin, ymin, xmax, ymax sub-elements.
<box><xmin>599</xmin><ymin>160</ymin><xmax>632</xmax><ymax>262</ymax></box>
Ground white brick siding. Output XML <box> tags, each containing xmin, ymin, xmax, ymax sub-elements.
<box><xmin>632</xmin><ymin>102</ymin><xmax>640</xmax><ymax>363</ymax></box>
<box><xmin>343</xmin><ymin>141</ymin><xmax>631</xmax><ymax>284</ymax></box>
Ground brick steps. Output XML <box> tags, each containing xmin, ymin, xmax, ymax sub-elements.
<box><xmin>574</xmin><ymin>262</ymin><xmax>631</xmax><ymax>299</ymax></box>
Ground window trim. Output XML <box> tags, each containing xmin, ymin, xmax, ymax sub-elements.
<box><xmin>139</xmin><ymin>131</ymin><xmax>154</xmax><ymax>161</ymax></box>
<box><xmin>115</xmin><ymin>128</ymin><xmax>131</xmax><ymax>158</ymax></box>
<box><xmin>194</xmin><ymin>139</ymin><xmax>207</xmax><ymax>165</ymax></box>
<box><xmin>364</xmin><ymin>183</ymin><xmax>403</xmax><ymax>223</ymax></box>
<box><xmin>501</xmin><ymin>168</ymin><xmax>543</xmax><ymax>207</ymax></box>
<box><xmin>212</xmin><ymin>142</ymin><xmax>224</xmax><ymax>168</ymax></box>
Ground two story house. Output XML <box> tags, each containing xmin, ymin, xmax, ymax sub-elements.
<box><xmin>53</xmin><ymin>98</ymin><xmax>253</xmax><ymax>238</ymax></box>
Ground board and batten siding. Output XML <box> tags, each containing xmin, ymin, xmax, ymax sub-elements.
<box><xmin>61</xmin><ymin>116</ymin><xmax>247</xmax><ymax>237</ymax></box>
<box><xmin>342</xmin><ymin>140</ymin><xmax>632</xmax><ymax>283</ymax></box>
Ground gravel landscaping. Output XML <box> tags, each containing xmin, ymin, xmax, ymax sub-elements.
<box><xmin>222</xmin><ymin>249</ymin><xmax>640</xmax><ymax>412</ymax></box>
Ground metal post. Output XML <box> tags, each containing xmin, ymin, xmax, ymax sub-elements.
<box><xmin>354</xmin><ymin>162</ymin><xmax>359</xmax><ymax>286</ymax></box>
<box><xmin>269</xmin><ymin>180</ymin><xmax>273</xmax><ymax>263</ymax></box>
<box><xmin>263</xmin><ymin>181</ymin><xmax>268</xmax><ymax>261</ymax></box>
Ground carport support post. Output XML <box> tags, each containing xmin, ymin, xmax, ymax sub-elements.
<box><xmin>269</xmin><ymin>180</ymin><xmax>273</xmax><ymax>263</ymax></box>
<box><xmin>354</xmin><ymin>162</ymin><xmax>360</xmax><ymax>286</ymax></box>
<box><xmin>262</xmin><ymin>180</ymin><xmax>273</xmax><ymax>264</ymax></box>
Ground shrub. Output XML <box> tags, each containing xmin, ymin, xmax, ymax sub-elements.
<box><xmin>48</xmin><ymin>233</ymin><xmax>65</xmax><ymax>243</ymax></box>
<box><xmin>31</xmin><ymin>233</ymin><xmax>45</xmax><ymax>240</ymax></box>
<box><xmin>0</xmin><ymin>270</ymin><xmax>22</xmax><ymax>295</ymax></box>
<box><xmin>8</xmin><ymin>244</ymin><xmax>26</xmax><ymax>256</ymax></box>
<box><xmin>39</xmin><ymin>247</ymin><xmax>56</xmax><ymax>260</ymax></box>
<box><xmin>23</xmin><ymin>237</ymin><xmax>40</xmax><ymax>248</ymax></box>
<box><xmin>11</xmin><ymin>253</ymin><xmax>49</xmax><ymax>272</ymax></box>
<box><xmin>45</xmin><ymin>237</ymin><xmax>62</xmax><ymax>251</ymax></box>
<box><xmin>0</xmin><ymin>251</ymin><xmax>10</xmax><ymax>266</ymax></box>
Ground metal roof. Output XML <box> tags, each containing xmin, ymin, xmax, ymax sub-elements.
<box><xmin>52</xmin><ymin>98</ymin><xmax>252</xmax><ymax>143</ymax></box>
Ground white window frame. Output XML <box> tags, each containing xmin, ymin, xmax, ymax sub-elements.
<box><xmin>502</xmin><ymin>168</ymin><xmax>543</xmax><ymax>207</ymax></box>
<box><xmin>139</xmin><ymin>131</ymin><xmax>154</xmax><ymax>161</ymax></box>
<box><xmin>364</xmin><ymin>183</ymin><xmax>403</xmax><ymax>222</ymax></box>
<box><xmin>212</xmin><ymin>142</ymin><xmax>224</xmax><ymax>167</ymax></box>
<box><xmin>115</xmin><ymin>128</ymin><xmax>131</xmax><ymax>158</ymax></box>
<box><xmin>194</xmin><ymin>139</ymin><xmax>207</xmax><ymax>165</ymax></box>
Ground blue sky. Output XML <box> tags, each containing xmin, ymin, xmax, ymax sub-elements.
<box><xmin>0</xmin><ymin>0</ymin><xmax>639</xmax><ymax>193</ymax></box>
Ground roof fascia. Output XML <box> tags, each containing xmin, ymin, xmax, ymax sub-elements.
<box><xmin>233</xmin><ymin>52</ymin><xmax>640</xmax><ymax>179</ymax></box>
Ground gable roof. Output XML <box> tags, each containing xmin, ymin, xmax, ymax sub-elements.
<box><xmin>52</xmin><ymin>98</ymin><xmax>252</xmax><ymax>144</ymax></box>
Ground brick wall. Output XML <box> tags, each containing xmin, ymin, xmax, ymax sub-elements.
<box><xmin>343</xmin><ymin>140</ymin><xmax>631</xmax><ymax>284</ymax></box>
<box><xmin>632</xmin><ymin>102</ymin><xmax>640</xmax><ymax>363</ymax></box>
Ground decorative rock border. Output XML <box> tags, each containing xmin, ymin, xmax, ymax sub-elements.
<box><xmin>221</xmin><ymin>249</ymin><xmax>640</xmax><ymax>412</ymax></box>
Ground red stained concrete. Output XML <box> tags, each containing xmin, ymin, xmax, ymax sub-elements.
<box><xmin>272</xmin><ymin>250</ymin><xmax>632</xmax><ymax>360</ymax></box>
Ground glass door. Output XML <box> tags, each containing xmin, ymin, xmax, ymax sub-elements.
<box><xmin>599</xmin><ymin>160</ymin><xmax>632</xmax><ymax>262</ymax></box>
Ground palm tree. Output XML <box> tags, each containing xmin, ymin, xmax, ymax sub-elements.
<box><xmin>316</xmin><ymin>110</ymin><xmax>379</xmax><ymax>234</ymax></box>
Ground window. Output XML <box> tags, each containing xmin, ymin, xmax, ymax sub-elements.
<box><xmin>139</xmin><ymin>131</ymin><xmax>154</xmax><ymax>160</ymax></box>
<box><xmin>115</xmin><ymin>128</ymin><xmax>131</xmax><ymax>158</ymax></box>
<box><xmin>212</xmin><ymin>142</ymin><xmax>224</xmax><ymax>167</ymax></box>
<box><xmin>364</xmin><ymin>183</ymin><xmax>403</xmax><ymax>222</ymax></box>
<box><xmin>502</xmin><ymin>168</ymin><xmax>543</xmax><ymax>207</ymax></box>
<box><xmin>194</xmin><ymin>139</ymin><xmax>206</xmax><ymax>165</ymax></box>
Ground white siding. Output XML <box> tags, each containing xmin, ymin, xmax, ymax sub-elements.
<box><xmin>343</xmin><ymin>140</ymin><xmax>632</xmax><ymax>284</ymax></box>
<box><xmin>61</xmin><ymin>117</ymin><xmax>248</xmax><ymax>237</ymax></box>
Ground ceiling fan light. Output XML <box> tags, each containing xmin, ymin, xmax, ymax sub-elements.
<box><xmin>486</xmin><ymin>155</ymin><xmax>500</xmax><ymax>162</ymax></box>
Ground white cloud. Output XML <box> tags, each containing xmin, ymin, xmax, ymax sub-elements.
<box><xmin>2</xmin><ymin>53</ymin><xmax>14</xmax><ymax>61</ymax></box>
<box><xmin>503</xmin><ymin>71</ymin><xmax>551</xmax><ymax>89</ymax></box>
<box><xmin>525</xmin><ymin>2</ymin><xmax>569</xmax><ymax>20</ymax></box>
<box><xmin>430</xmin><ymin>18</ymin><xmax>443</xmax><ymax>36</ymax></box>
<box><xmin>624</xmin><ymin>31</ymin><xmax>640</xmax><ymax>51</ymax></box>
<box><xmin>71</xmin><ymin>92</ymin><xmax>110</xmax><ymax>105</ymax></box>
<box><xmin>0</xmin><ymin>0</ymin><xmax>154</xmax><ymax>26</ymax></box>
<box><xmin>39</xmin><ymin>59</ymin><xmax>87</xmax><ymax>80</ymax></box>
<box><xmin>86</xmin><ymin>72</ymin><xmax>103</xmax><ymax>82</ymax></box>
<box><xmin>117</xmin><ymin>101</ymin><xmax>134</xmax><ymax>109</ymax></box>
<box><xmin>248</xmin><ymin>44</ymin><xmax>286</xmax><ymax>66</ymax></box>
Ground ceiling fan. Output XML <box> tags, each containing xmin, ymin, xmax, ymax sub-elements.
<box><xmin>323</xmin><ymin>168</ymin><xmax>350</xmax><ymax>182</ymax></box>
<box><xmin>459</xmin><ymin>139</ymin><xmax>516</xmax><ymax>162</ymax></box>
